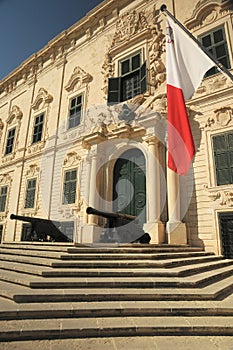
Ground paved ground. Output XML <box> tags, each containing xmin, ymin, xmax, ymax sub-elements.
<box><xmin>0</xmin><ymin>336</ymin><xmax>233</xmax><ymax>350</ymax></box>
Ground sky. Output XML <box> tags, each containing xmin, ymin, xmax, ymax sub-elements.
<box><xmin>0</xmin><ymin>0</ymin><xmax>103</xmax><ymax>81</ymax></box>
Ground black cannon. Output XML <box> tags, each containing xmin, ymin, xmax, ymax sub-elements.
<box><xmin>10</xmin><ymin>214</ymin><xmax>70</xmax><ymax>242</ymax></box>
<box><xmin>86</xmin><ymin>207</ymin><xmax>150</xmax><ymax>244</ymax></box>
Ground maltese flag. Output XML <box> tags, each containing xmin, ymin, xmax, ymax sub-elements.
<box><xmin>166</xmin><ymin>17</ymin><xmax>215</xmax><ymax>175</ymax></box>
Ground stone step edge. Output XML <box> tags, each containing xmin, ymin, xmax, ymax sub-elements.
<box><xmin>1</xmin><ymin>286</ymin><xmax>230</xmax><ymax>303</ymax></box>
<box><xmin>0</xmin><ymin>249</ymin><xmax>213</xmax><ymax>262</ymax></box>
<box><xmin>0</xmin><ymin>260</ymin><xmax>231</xmax><ymax>278</ymax></box>
<box><xmin>0</xmin><ymin>325</ymin><xmax>233</xmax><ymax>341</ymax></box>
<box><xmin>0</xmin><ymin>255</ymin><xmax>228</xmax><ymax>271</ymax></box>
<box><xmin>1</xmin><ymin>307</ymin><xmax>233</xmax><ymax>320</ymax></box>
<box><xmin>0</xmin><ymin>264</ymin><xmax>232</xmax><ymax>289</ymax></box>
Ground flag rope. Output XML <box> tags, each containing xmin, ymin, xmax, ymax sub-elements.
<box><xmin>160</xmin><ymin>4</ymin><xmax>233</xmax><ymax>83</ymax></box>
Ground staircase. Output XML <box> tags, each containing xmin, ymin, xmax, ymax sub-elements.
<box><xmin>0</xmin><ymin>242</ymin><xmax>233</xmax><ymax>347</ymax></box>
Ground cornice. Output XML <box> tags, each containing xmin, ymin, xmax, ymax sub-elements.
<box><xmin>0</xmin><ymin>0</ymin><xmax>134</xmax><ymax>96</ymax></box>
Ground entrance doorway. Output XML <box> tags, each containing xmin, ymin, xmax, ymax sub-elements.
<box><xmin>219</xmin><ymin>212</ymin><xmax>233</xmax><ymax>258</ymax></box>
<box><xmin>113</xmin><ymin>148</ymin><xmax>146</xmax><ymax>224</ymax></box>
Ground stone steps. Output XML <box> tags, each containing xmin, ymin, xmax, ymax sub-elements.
<box><xmin>0</xmin><ymin>242</ymin><xmax>232</xmax><ymax>343</ymax></box>
<box><xmin>0</xmin><ymin>263</ymin><xmax>233</xmax><ymax>289</ymax></box>
<box><xmin>0</xmin><ymin>316</ymin><xmax>233</xmax><ymax>341</ymax></box>
<box><xmin>0</xmin><ymin>274</ymin><xmax>233</xmax><ymax>303</ymax></box>
<box><xmin>1</xmin><ymin>297</ymin><xmax>233</xmax><ymax>320</ymax></box>
<box><xmin>0</xmin><ymin>251</ymin><xmax>226</xmax><ymax>268</ymax></box>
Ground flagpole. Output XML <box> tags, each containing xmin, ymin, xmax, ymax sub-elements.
<box><xmin>160</xmin><ymin>4</ymin><xmax>233</xmax><ymax>83</ymax></box>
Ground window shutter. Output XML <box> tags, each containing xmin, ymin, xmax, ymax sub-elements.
<box><xmin>107</xmin><ymin>77</ymin><xmax>120</xmax><ymax>104</ymax></box>
<box><xmin>213</xmin><ymin>133</ymin><xmax>233</xmax><ymax>185</ymax></box>
<box><xmin>140</xmin><ymin>61</ymin><xmax>147</xmax><ymax>94</ymax></box>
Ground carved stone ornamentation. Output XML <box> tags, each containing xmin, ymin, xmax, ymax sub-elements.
<box><xmin>208</xmin><ymin>189</ymin><xmax>233</xmax><ymax>207</ymax></box>
<box><xmin>204</xmin><ymin>106</ymin><xmax>232</xmax><ymax>129</ymax></box>
<box><xmin>102</xmin><ymin>5</ymin><xmax>165</xmax><ymax>99</ymax></box>
<box><xmin>26</xmin><ymin>164</ymin><xmax>40</xmax><ymax>177</ymax></box>
<box><xmin>111</xmin><ymin>10</ymin><xmax>149</xmax><ymax>47</ymax></box>
<box><xmin>148</xmin><ymin>7</ymin><xmax>166</xmax><ymax>90</ymax></box>
<box><xmin>184</xmin><ymin>0</ymin><xmax>232</xmax><ymax>30</ymax></box>
<box><xmin>32</xmin><ymin>88</ymin><xmax>53</xmax><ymax>111</ymax></box>
<box><xmin>65</xmin><ymin>67</ymin><xmax>93</xmax><ymax>92</ymax></box>
<box><xmin>215</xmin><ymin>107</ymin><xmax>232</xmax><ymax>126</ymax></box>
<box><xmin>101</xmin><ymin>54</ymin><xmax>115</xmax><ymax>95</ymax></box>
<box><xmin>64</xmin><ymin>151</ymin><xmax>81</xmax><ymax>167</ymax></box>
<box><xmin>205</xmin><ymin>183</ymin><xmax>233</xmax><ymax>207</ymax></box>
<box><xmin>6</xmin><ymin>105</ymin><xmax>23</xmax><ymax>125</ymax></box>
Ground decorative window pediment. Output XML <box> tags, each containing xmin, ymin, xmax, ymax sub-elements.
<box><xmin>6</xmin><ymin>105</ymin><xmax>23</xmax><ymax>125</ymax></box>
<box><xmin>184</xmin><ymin>0</ymin><xmax>233</xmax><ymax>30</ymax></box>
<box><xmin>204</xmin><ymin>106</ymin><xmax>233</xmax><ymax>129</ymax></box>
<box><xmin>32</xmin><ymin>88</ymin><xmax>53</xmax><ymax>111</ymax></box>
<box><xmin>65</xmin><ymin>67</ymin><xmax>93</xmax><ymax>92</ymax></box>
<box><xmin>63</xmin><ymin>151</ymin><xmax>81</xmax><ymax>168</ymax></box>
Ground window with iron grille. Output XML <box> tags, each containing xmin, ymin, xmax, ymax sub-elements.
<box><xmin>32</xmin><ymin>113</ymin><xmax>44</xmax><ymax>144</ymax></box>
<box><xmin>63</xmin><ymin>169</ymin><xmax>77</xmax><ymax>204</ymax></box>
<box><xmin>25</xmin><ymin>178</ymin><xmax>37</xmax><ymax>208</ymax></box>
<box><xmin>199</xmin><ymin>26</ymin><xmax>230</xmax><ymax>77</ymax></box>
<box><xmin>5</xmin><ymin>127</ymin><xmax>16</xmax><ymax>155</ymax></box>
<box><xmin>212</xmin><ymin>132</ymin><xmax>233</xmax><ymax>186</ymax></box>
<box><xmin>107</xmin><ymin>52</ymin><xmax>147</xmax><ymax>104</ymax></box>
<box><xmin>0</xmin><ymin>186</ymin><xmax>7</xmax><ymax>212</ymax></box>
<box><xmin>68</xmin><ymin>95</ymin><xmax>82</xmax><ymax>129</ymax></box>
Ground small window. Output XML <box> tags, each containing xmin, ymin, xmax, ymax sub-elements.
<box><xmin>25</xmin><ymin>178</ymin><xmax>37</xmax><ymax>208</ymax></box>
<box><xmin>63</xmin><ymin>169</ymin><xmax>77</xmax><ymax>204</ymax></box>
<box><xmin>108</xmin><ymin>52</ymin><xmax>147</xmax><ymax>104</ymax></box>
<box><xmin>212</xmin><ymin>132</ymin><xmax>233</xmax><ymax>186</ymax></box>
<box><xmin>5</xmin><ymin>128</ymin><xmax>16</xmax><ymax>155</ymax></box>
<box><xmin>32</xmin><ymin>113</ymin><xmax>44</xmax><ymax>144</ymax></box>
<box><xmin>199</xmin><ymin>26</ymin><xmax>230</xmax><ymax>77</ymax></box>
<box><xmin>68</xmin><ymin>95</ymin><xmax>82</xmax><ymax>129</ymax></box>
<box><xmin>0</xmin><ymin>186</ymin><xmax>7</xmax><ymax>212</ymax></box>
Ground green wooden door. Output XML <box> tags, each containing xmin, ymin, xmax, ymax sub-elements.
<box><xmin>113</xmin><ymin>149</ymin><xmax>146</xmax><ymax>223</ymax></box>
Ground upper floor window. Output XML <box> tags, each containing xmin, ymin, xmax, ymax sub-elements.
<box><xmin>68</xmin><ymin>95</ymin><xmax>82</xmax><ymax>129</ymax></box>
<box><xmin>0</xmin><ymin>186</ymin><xmax>8</xmax><ymax>212</ymax></box>
<box><xmin>5</xmin><ymin>128</ymin><xmax>16</xmax><ymax>155</ymax></box>
<box><xmin>63</xmin><ymin>169</ymin><xmax>77</xmax><ymax>204</ymax></box>
<box><xmin>108</xmin><ymin>52</ymin><xmax>147</xmax><ymax>104</ymax></box>
<box><xmin>212</xmin><ymin>132</ymin><xmax>233</xmax><ymax>186</ymax></box>
<box><xmin>199</xmin><ymin>26</ymin><xmax>230</xmax><ymax>77</ymax></box>
<box><xmin>32</xmin><ymin>113</ymin><xmax>44</xmax><ymax>144</ymax></box>
<box><xmin>25</xmin><ymin>178</ymin><xmax>37</xmax><ymax>208</ymax></box>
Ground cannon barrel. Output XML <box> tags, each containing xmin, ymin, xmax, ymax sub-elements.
<box><xmin>10</xmin><ymin>214</ymin><xmax>39</xmax><ymax>222</ymax></box>
<box><xmin>10</xmin><ymin>213</ymin><xmax>70</xmax><ymax>242</ymax></box>
<box><xmin>86</xmin><ymin>207</ymin><xmax>136</xmax><ymax>221</ymax></box>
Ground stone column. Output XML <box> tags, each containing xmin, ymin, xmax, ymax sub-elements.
<box><xmin>166</xmin><ymin>168</ymin><xmax>187</xmax><ymax>244</ymax></box>
<box><xmin>81</xmin><ymin>150</ymin><xmax>101</xmax><ymax>243</ymax></box>
<box><xmin>88</xmin><ymin>153</ymin><xmax>98</xmax><ymax>225</ymax></box>
<box><xmin>143</xmin><ymin>137</ymin><xmax>165</xmax><ymax>243</ymax></box>
<box><xmin>83</xmin><ymin>155</ymin><xmax>91</xmax><ymax>224</ymax></box>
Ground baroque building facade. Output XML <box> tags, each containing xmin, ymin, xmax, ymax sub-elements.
<box><xmin>0</xmin><ymin>0</ymin><xmax>232</xmax><ymax>256</ymax></box>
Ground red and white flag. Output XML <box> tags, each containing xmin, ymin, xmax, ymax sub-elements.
<box><xmin>166</xmin><ymin>17</ymin><xmax>215</xmax><ymax>175</ymax></box>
